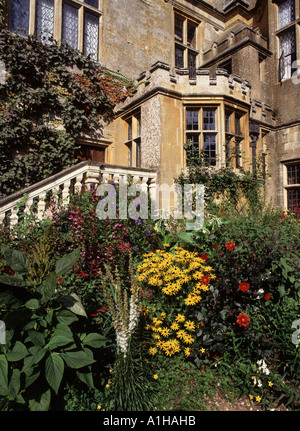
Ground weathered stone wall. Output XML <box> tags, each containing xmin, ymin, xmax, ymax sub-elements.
<box><xmin>101</xmin><ymin>0</ymin><xmax>172</xmax><ymax>80</ymax></box>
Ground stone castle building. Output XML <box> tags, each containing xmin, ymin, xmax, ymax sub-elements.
<box><xmin>5</xmin><ymin>0</ymin><xmax>300</xmax><ymax>212</ymax></box>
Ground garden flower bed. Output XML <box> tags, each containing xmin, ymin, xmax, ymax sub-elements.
<box><xmin>0</xmin><ymin>187</ymin><xmax>299</xmax><ymax>412</ymax></box>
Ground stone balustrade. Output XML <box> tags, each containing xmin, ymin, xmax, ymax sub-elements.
<box><xmin>0</xmin><ymin>161</ymin><xmax>157</xmax><ymax>229</ymax></box>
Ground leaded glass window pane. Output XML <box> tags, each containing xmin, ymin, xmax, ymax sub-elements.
<box><xmin>62</xmin><ymin>4</ymin><xmax>79</xmax><ymax>50</ymax></box>
<box><xmin>85</xmin><ymin>0</ymin><xmax>99</xmax><ymax>7</ymax></box>
<box><xmin>36</xmin><ymin>0</ymin><xmax>54</xmax><ymax>44</ymax></box>
<box><xmin>203</xmin><ymin>134</ymin><xmax>216</xmax><ymax>166</ymax></box>
<box><xmin>187</xmin><ymin>22</ymin><xmax>196</xmax><ymax>48</ymax></box>
<box><xmin>203</xmin><ymin>109</ymin><xmax>216</xmax><ymax>130</ymax></box>
<box><xmin>188</xmin><ymin>51</ymin><xmax>196</xmax><ymax>79</ymax></box>
<box><xmin>175</xmin><ymin>16</ymin><xmax>184</xmax><ymax>42</ymax></box>
<box><xmin>11</xmin><ymin>0</ymin><xmax>30</xmax><ymax>35</ymax></box>
<box><xmin>278</xmin><ymin>0</ymin><xmax>295</xmax><ymax>29</ymax></box>
<box><xmin>186</xmin><ymin>109</ymin><xmax>199</xmax><ymax>130</ymax></box>
<box><xmin>279</xmin><ymin>28</ymin><xmax>296</xmax><ymax>79</ymax></box>
<box><xmin>287</xmin><ymin>188</ymin><xmax>300</xmax><ymax>212</ymax></box>
<box><xmin>287</xmin><ymin>163</ymin><xmax>300</xmax><ymax>184</ymax></box>
<box><xmin>186</xmin><ymin>134</ymin><xmax>199</xmax><ymax>164</ymax></box>
<box><xmin>175</xmin><ymin>45</ymin><xmax>184</xmax><ymax>68</ymax></box>
<box><xmin>84</xmin><ymin>12</ymin><xmax>99</xmax><ymax>60</ymax></box>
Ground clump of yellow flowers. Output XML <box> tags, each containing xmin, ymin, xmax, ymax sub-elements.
<box><xmin>137</xmin><ymin>246</ymin><xmax>215</xmax><ymax>357</ymax></box>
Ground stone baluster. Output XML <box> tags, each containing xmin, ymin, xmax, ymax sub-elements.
<box><xmin>112</xmin><ymin>173</ymin><xmax>119</xmax><ymax>185</ymax></box>
<box><xmin>24</xmin><ymin>197</ymin><xmax>34</xmax><ymax>216</ymax></box>
<box><xmin>140</xmin><ymin>177</ymin><xmax>148</xmax><ymax>195</ymax></box>
<box><xmin>37</xmin><ymin>192</ymin><xmax>47</xmax><ymax>220</ymax></box>
<box><xmin>50</xmin><ymin>186</ymin><xmax>60</xmax><ymax>206</ymax></box>
<box><xmin>10</xmin><ymin>206</ymin><xmax>19</xmax><ymax>227</ymax></box>
<box><xmin>101</xmin><ymin>173</ymin><xmax>109</xmax><ymax>184</ymax></box>
<box><xmin>0</xmin><ymin>212</ymin><xmax>6</xmax><ymax>225</ymax></box>
<box><xmin>61</xmin><ymin>180</ymin><xmax>71</xmax><ymax>205</ymax></box>
<box><xmin>74</xmin><ymin>174</ymin><xmax>84</xmax><ymax>194</ymax></box>
<box><xmin>85</xmin><ymin>168</ymin><xmax>101</xmax><ymax>191</ymax></box>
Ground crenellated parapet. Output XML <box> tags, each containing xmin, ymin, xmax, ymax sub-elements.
<box><xmin>118</xmin><ymin>61</ymin><xmax>252</xmax><ymax>108</ymax></box>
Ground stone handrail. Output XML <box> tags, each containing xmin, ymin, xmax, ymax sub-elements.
<box><xmin>0</xmin><ymin>161</ymin><xmax>157</xmax><ymax>228</ymax></box>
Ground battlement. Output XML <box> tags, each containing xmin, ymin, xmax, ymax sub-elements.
<box><xmin>117</xmin><ymin>60</ymin><xmax>274</xmax><ymax>126</ymax></box>
<box><xmin>119</xmin><ymin>60</ymin><xmax>252</xmax><ymax>106</ymax></box>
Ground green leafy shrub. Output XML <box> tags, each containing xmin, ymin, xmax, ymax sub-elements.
<box><xmin>0</xmin><ymin>231</ymin><xmax>108</xmax><ymax>411</ymax></box>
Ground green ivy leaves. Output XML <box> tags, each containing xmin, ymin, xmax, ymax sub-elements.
<box><xmin>0</xmin><ymin>29</ymin><xmax>134</xmax><ymax>197</ymax></box>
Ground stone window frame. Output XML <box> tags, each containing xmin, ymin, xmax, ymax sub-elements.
<box><xmin>174</xmin><ymin>10</ymin><xmax>200</xmax><ymax>79</ymax></box>
<box><xmin>283</xmin><ymin>160</ymin><xmax>300</xmax><ymax>212</ymax></box>
<box><xmin>274</xmin><ymin>0</ymin><xmax>298</xmax><ymax>81</ymax></box>
<box><xmin>224</xmin><ymin>107</ymin><xmax>246</xmax><ymax>169</ymax></box>
<box><xmin>124</xmin><ymin>110</ymin><xmax>142</xmax><ymax>168</ymax></box>
<box><xmin>184</xmin><ymin>105</ymin><xmax>220</xmax><ymax>167</ymax></box>
<box><xmin>8</xmin><ymin>0</ymin><xmax>102</xmax><ymax>62</ymax></box>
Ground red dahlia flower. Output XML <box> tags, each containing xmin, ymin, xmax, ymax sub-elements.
<box><xmin>225</xmin><ymin>241</ymin><xmax>236</xmax><ymax>251</ymax></box>
<box><xmin>264</xmin><ymin>293</ymin><xmax>271</xmax><ymax>301</ymax></box>
<box><xmin>236</xmin><ymin>313</ymin><xmax>250</xmax><ymax>327</ymax></box>
<box><xmin>200</xmin><ymin>275</ymin><xmax>210</xmax><ymax>285</ymax></box>
<box><xmin>239</xmin><ymin>281</ymin><xmax>250</xmax><ymax>292</ymax></box>
<box><xmin>200</xmin><ymin>254</ymin><xmax>208</xmax><ymax>261</ymax></box>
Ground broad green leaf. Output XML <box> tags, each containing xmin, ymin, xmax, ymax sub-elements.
<box><xmin>24</xmin><ymin>299</ymin><xmax>40</xmax><ymax>310</ymax></box>
<box><xmin>45</xmin><ymin>353</ymin><xmax>64</xmax><ymax>394</ymax></box>
<box><xmin>45</xmin><ymin>335</ymin><xmax>74</xmax><ymax>350</ymax></box>
<box><xmin>8</xmin><ymin>368</ymin><xmax>21</xmax><ymax>398</ymax></box>
<box><xmin>29</xmin><ymin>388</ymin><xmax>51</xmax><ymax>411</ymax></box>
<box><xmin>28</xmin><ymin>346</ymin><xmax>47</xmax><ymax>364</ymax></box>
<box><xmin>53</xmin><ymin>322</ymin><xmax>73</xmax><ymax>338</ymax></box>
<box><xmin>0</xmin><ymin>274</ymin><xmax>26</xmax><ymax>287</ymax></box>
<box><xmin>1</xmin><ymin>246</ymin><xmax>29</xmax><ymax>275</ymax></box>
<box><xmin>0</xmin><ymin>355</ymin><xmax>9</xmax><ymax>396</ymax></box>
<box><xmin>56</xmin><ymin>309</ymin><xmax>78</xmax><ymax>325</ymax></box>
<box><xmin>176</xmin><ymin>231</ymin><xmax>196</xmax><ymax>246</ymax></box>
<box><xmin>6</xmin><ymin>341</ymin><xmax>28</xmax><ymax>362</ymax></box>
<box><xmin>24</xmin><ymin>369</ymin><xmax>40</xmax><ymax>389</ymax></box>
<box><xmin>83</xmin><ymin>333</ymin><xmax>108</xmax><ymax>349</ymax></box>
<box><xmin>55</xmin><ymin>247</ymin><xmax>81</xmax><ymax>276</ymax></box>
<box><xmin>61</xmin><ymin>350</ymin><xmax>96</xmax><ymax>369</ymax></box>
<box><xmin>28</xmin><ymin>330</ymin><xmax>45</xmax><ymax>347</ymax></box>
<box><xmin>21</xmin><ymin>355</ymin><xmax>36</xmax><ymax>373</ymax></box>
<box><xmin>278</xmin><ymin>285</ymin><xmax>285</xmax><ymax>297</ymax></box>
<box><xmin>41</xmin><ymin>272</ymin><xmax>57</xmax><ymax>303</ymax></box>
<box><xmin>76</xmin><ymin>368</ymin><xmax>94</xmax><ymax>388</ymax></box>
<box><xmin>58</xmin><ymin>293</ymin><xmax>87</xmax><ymax>318</ymax></box>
